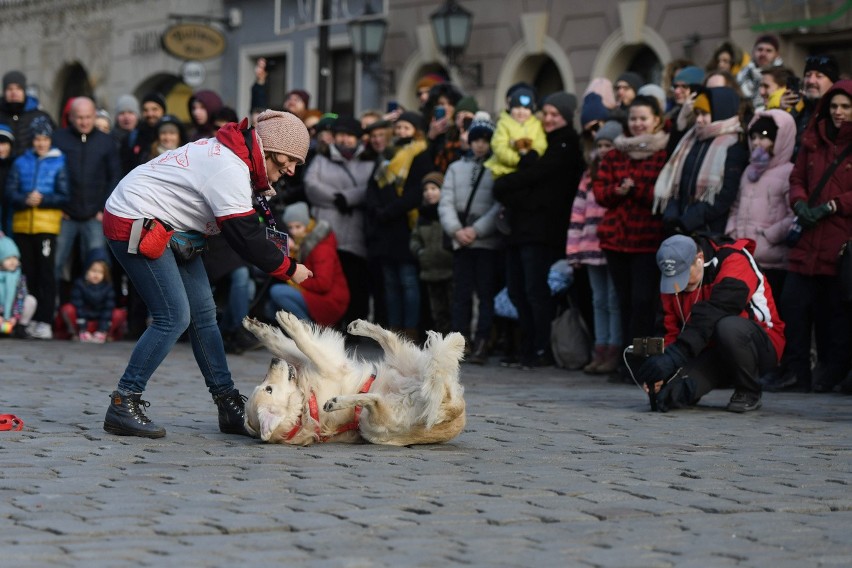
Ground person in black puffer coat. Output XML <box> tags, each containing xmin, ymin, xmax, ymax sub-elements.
<box><xmin>492</xmin><ymin>91</ymin><xmax>584</xmax><ymax>369</ymax></box>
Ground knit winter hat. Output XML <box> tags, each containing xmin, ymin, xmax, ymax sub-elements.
<box><xmin>615</xmin><ymin>72</ymin><xmax>643</xmax><ymax>93</ymax></box>
<box><xmin>594</xmin><ymin>120</ymin><xmax>623</xmax><ymax>142</ymax></box>
<box><xmin>467</xmin><ymin>111</ymin><xmax>495</xmax><ymax>142</ymax></box>
<box><xmin>673</xmin><ymin>66</ymin><xmax>705</xmax><ymax>87</ymax></box>
<box><xmin>693</xmin><ymin>93</ymin><xmax>711</xmax><ymax>115</ymax></box>
<box><xmin>804</xmin><ymin>54</ymin><xmax>839</xmax><ymax>83</ymax></box>
<box><xmin>255</xmin><ymin>110</ymin><xmax>310</xmax><ymax>165</ymax></box>
<box><xmin>0</xmin><ymin>123</ymin><xmax>14</xmax><ymax>144</ymax></box>
<box><xmin>31</xmin><ymin>115</ymin><xmax>53</xmax><ymax>138</ymax></box>
<box><xmin>509</xmin><ymin>87</ymin><xmax>536</xmax><ymax>110</ymax></box>
<box><xmin>637</xmin><ymin>84</ymin><xmax>666</xmax><ymax>115</ymax></box>
<box><xmin>748</xmin><ymin>116</ymin><xmax>778</xmax><ymax>142</ymax></box>
<box><xmin>283</xmin><ymin>201</ymin><xmax>311</xmax><ymax>226</ymax></box>
<box><xmin>115</xmin><ymin>94</ymin><xmax>140</xmax><ymax>116</ymax></box>
<box><xmin>0</xmin><ymin>235</ymin><xmax>20</xmax><ymax>261</ymax></box>
<box><xmin>285</xmin><ymin>89</ymin><xmax>311</xmax><ymax>108</ymax></box>
<box><xmin>396</xmin><ymin>111</ymin><xmax>424</xmax><ymax>131</ymax></box>
<box><xmin>421</xmin><ymin>171</ymin><xmax>444</xmax><ymax>189</ymax></box>
<box><xmin>455</xmin><ymin>95</ymin><xmax>479</xmax><ymax>114</ymax></box>
<box><xmin>2</xmin><ymin>70</ymin><xmax>26</xmax><ymax>91</ymax></box>
<box><xmin>331</xmin><ymin>115</ymin><xmax>363</xmax><ymax>137</ymax></box>
<box><xmin>580</xmin><ymin>92</ymin><xmax>611</xmax><ymax>126</ymax></box>
<box><xmin>416</xmin><ymin>73</ymin><xmax>446</xmax><ymax>92</ymax></box>
<box><xmin>141</xmin><ymin>92</ymin><xmax>167</xmax><ymax>113</ymax></box>
<box><xmin>543</xmin><ymin>91</ymin><xmax>577</xmax><ymax>121</ymax></box>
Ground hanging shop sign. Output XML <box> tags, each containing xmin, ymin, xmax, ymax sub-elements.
<box><xmin>162</xmin><ymin>23</ymin><xmax>226</xmax><ymax>60</ymax></box>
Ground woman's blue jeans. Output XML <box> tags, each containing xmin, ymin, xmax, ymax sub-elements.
<box><xmin>267</xmin><ymin>283</ymin><xmax>310</xmax><ymax>321</ymax></box>
<box><xmin>108</xmin><ymin>239</ymin><xmax>234</xmax><ymax>396</ymax></box>
<box><xmin>382</xmin><ymin>261</ymin><xmax>420</xmax><ymax>329</ymax></box>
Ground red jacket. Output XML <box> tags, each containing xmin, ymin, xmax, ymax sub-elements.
<box><xmin>661</xmin><ymin>238</ymin><xmax>785</xmax><ymax>362</ymax></box>
<box><xmin>593</xmin><ymin>148</ymin><xmax>667</xmax><ymax>253</ymax></box>
<box><xmin>788</xmin><ymin>80</ymin><xmax>852</xmax><ymax>276</ymax></box>
<box><xmin>295</xmin><ymin>221</ymin><xmax>349</xmax><ymax>326</ymax></box>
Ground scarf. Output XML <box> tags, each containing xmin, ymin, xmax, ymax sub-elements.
<box><xmin>216</xmin><ymin>119</ymin><xmax>272</xmax><ymax>196</ymax></box>
<box><xmin>374</xmin><ymin>138</ymin><xmax>428</xmax><ymax>191</ymax></box>
<box><xmin>653</xmin><ymin>116</ymin><xmax>741</xmax><ymax>213</ymax></box>
<box><xmin>613</xmin><ymin>130</ymin><xmax>669</xmax><ymax>160</ymax></box>
<box><xmin>745</xmin><ymin>146</ymin><xmax>772</xmax><ymax>182</ymax></box>
<box><xmin>0</xmin><ymin>268</ymin><xmax>22</xmax><ymax>319</ymax></box>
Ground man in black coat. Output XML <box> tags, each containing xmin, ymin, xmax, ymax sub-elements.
<box><xmin>52</xmin><ymin>96</ymin><xmax>121</xmax><ymax>288</ymax></box>
<box><xmin>493</xmin><ymin>91</ymin><xmax>584</xmax><ymax>369</ymax></box>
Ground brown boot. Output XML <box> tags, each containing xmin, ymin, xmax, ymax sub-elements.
<box><xmin>595</xmin><ymin>345</ymin><xmax>622</xmax><ymax>374</ymax></box>
<box><xmin>583</xmin><ymin>345</ymin><xmax>606</xmax><ymax>374</ymax></box>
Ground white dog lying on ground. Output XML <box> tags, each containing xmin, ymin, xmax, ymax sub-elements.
<box><xmin>242</xmin><ymin>312</ymin><xmax>467</xmax><ymax>446</ymax></box>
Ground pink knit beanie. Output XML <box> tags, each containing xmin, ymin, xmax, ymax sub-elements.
<box><xmin>254</xmin><ymin>110</ymin><xmax>310</xmax><ymax>165</ymax></box>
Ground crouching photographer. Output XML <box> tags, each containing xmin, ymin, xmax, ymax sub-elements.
<box><xmin>638</xmin><ymin>234</ymin><xmax>785</xmax><ymax>413</ymax></box>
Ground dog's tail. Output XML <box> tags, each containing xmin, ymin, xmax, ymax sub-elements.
<box><xmin>419</xmin><ymin>331</ymin><xmax>466</xmax><ymax>428</ymax></box>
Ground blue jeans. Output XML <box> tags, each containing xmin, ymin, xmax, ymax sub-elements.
<box><xmin>452</xmin><ymin>248</ymin><xmax>499</xmax><ymax>341</ymax></box>
<box><xmin>505</xmin><ymin>244</ymin><xmax>561</xmax><ymax>360</ymax></box>
<box><xmin>56</xmin><ymin>217</ymin><xmax>106</xmax><ymax>281</ymax></box>
<box><xmin>382</xmin><ymin>261</ymin><xmax>420</xmax><ymax>329</ymax></box>
<box><xmin>267</xmin><ymin>283</ymin><xmax>310</xmax><ymax>321</ymax></box>
<box><xmin>221</xmin><ymin>266</ymin><xmax>255</xmax><ymax>333</ymax></box>
<box><xmin>587</xmin><ymin>264</ymin><xmax>622</xmax><ymax>346</ymax></box>
<box><xmin>108</xmin><ymin>239</ymin><xmax>234</xmax><ymax>396</ymax></box>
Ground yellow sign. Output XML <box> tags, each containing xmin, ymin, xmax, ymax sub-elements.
<box><xmin>161</xmin><ymin>23</ymin><xmax>226</xmax><ymax>60</ymax></box>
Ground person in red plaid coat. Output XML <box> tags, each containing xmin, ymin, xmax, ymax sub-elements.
<box><xmin>593</xmin><ymin>95</ymin><xmax>669</xmax><ymax>373</ymax></box>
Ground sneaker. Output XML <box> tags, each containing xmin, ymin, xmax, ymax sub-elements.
<box><xmin>726</xmin><ymin>390</ymin><xmax>762</xmax><ymax>413</ymax></box>
<box><xmin>79</xmin><ymin>331</ymin><xmax>94</xmax><ymax>343</ymax></box>
<box><xmin>103</xmin><ymin>390</ymin><xmax>166</xmax><ymax>438</ymax></box>
<box><xmin>499</xmin><ymin>356</ymin><xmax>520</xmax><ymax>368</ymax></box>
<box><xmin>92</xmin><ymin>331</ymin><xmax>108</xmax><ymax>344</ymax></box>
<box><xmin>27</xmin><ymin>321</ymin><xmax>53</xmax><ymax>340</ymax></box>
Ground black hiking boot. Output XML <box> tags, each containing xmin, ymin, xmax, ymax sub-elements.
<box><xmin>103</xmin><ymin>390</ymin><xmax>166</xmax><ymax>438</ymax></box>
<box><xmin>213</xmin><ymin>389</ymin><xmax>250</xmax><ymax>436</ymax></box>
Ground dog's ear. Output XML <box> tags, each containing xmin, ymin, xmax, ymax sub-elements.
<box><xmin>257</xmin><ymin>408</ymin><xmax>283</xmax><ymax>442</ymax></box>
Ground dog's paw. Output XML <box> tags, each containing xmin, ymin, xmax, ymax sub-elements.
<box><xmin>323</xmin><ymin>397</ymin><xmax>340</xmax><ymax>412</ymax></box>
<box><xmin>275</xmin><ymin>310</ymin><xmax>301</xmax><ymax>333</ymax></box>
<box><xmin>347</xmin><ymin>319</ymin><xmax>367</xmax><ymax>336</ymax></box>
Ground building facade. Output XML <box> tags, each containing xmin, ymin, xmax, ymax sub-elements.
<box><xmin>0</xmin><ymin>0</ymin><xmax>849</xmax><ymax>124</ymax></box>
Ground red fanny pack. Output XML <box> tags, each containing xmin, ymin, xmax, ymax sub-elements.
<box><xmin>128</xmin><ymin>218</ymin><xmax>175</xmax><ymax>259</ymax></box>
<box><xmin>0</xmin><ymin>414</ymin><xmax>23</xmax><ymax>431</ymax></box>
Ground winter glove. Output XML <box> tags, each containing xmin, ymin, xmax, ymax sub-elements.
<box><xmin>333</xmin><ymin>193</ymin><xmax>353</xmax><ymax>215</ymax></box>
<box><xmin>518</xmin><ymin>150</ymin><xmax>539</xmax><ymax>169</ymax></box>
<box><xmin>656</xmin><ymin>373</ymin><xmax>698</xmax><ymax>413</ymax></box>
<box><xmin>637</xmin><ymin>344</ymin><xmax>687</xmax><ymax>386</ymax></box>
<box><xmin>793</xmin><ymin>200</ymin><xmax>818</xmax><ymax>229</ymax></box>
<box><xmin>811</xmin><ymin>201</ymin><xmax>835</xmax><ymax>222</ymax></box>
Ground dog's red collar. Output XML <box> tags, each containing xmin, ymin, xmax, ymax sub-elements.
<box><xmin>286</xmin><ymin>372</ymin><xmax>376</xmax><ymax>443</ymax></box>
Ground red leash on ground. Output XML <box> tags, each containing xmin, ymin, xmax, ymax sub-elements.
<box><xmin>0</xmin><ymin>414</ymin><xmax>24</xmax><ymax>431</ymax></box>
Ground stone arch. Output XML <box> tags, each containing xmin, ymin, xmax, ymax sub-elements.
<box><xmin>494</xmin><ymin>36</ymin><xmax>573</xmax><ymax>114</ymax></box>
<box><xmin>135</xmin><ymin>73</ymin><xmax>191</xmax><ymax>123</ymax></box>
<box><xmin>53</xmin><ymin>62</ymin><xmax>94</xmax><ymax>122</ymax></box>
<box><xmin>591</xmin><ymin>26</ymin><xmax>672</xmax><ymax>85</ymax></box>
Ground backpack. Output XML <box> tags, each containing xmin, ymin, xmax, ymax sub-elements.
<box><xmin>550</xmin><ymin>297</ymin><xmax>591</xmax><ymax>370</ymax></box>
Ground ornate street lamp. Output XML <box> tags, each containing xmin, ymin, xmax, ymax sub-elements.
<box><xmin>348</xmin><ymin>3</ymin><xmax>394</xmax><ymax>91</ymax></box>
<box><xmin>429</xmin><ymin>0</ymin><xmax>482</xmax><ymax>86</ymax></box>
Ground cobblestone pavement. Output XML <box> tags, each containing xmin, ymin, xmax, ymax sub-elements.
<box><xmin>1</xmin><ymin>337</ymin><xmax>851</xmax><ymax>567</ymax></box>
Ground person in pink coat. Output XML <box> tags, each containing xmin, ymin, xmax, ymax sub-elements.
<box><xmin>725</xmin><ymin>109</ymin><xmax>796</xmax><ymax>298</ymax></box>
